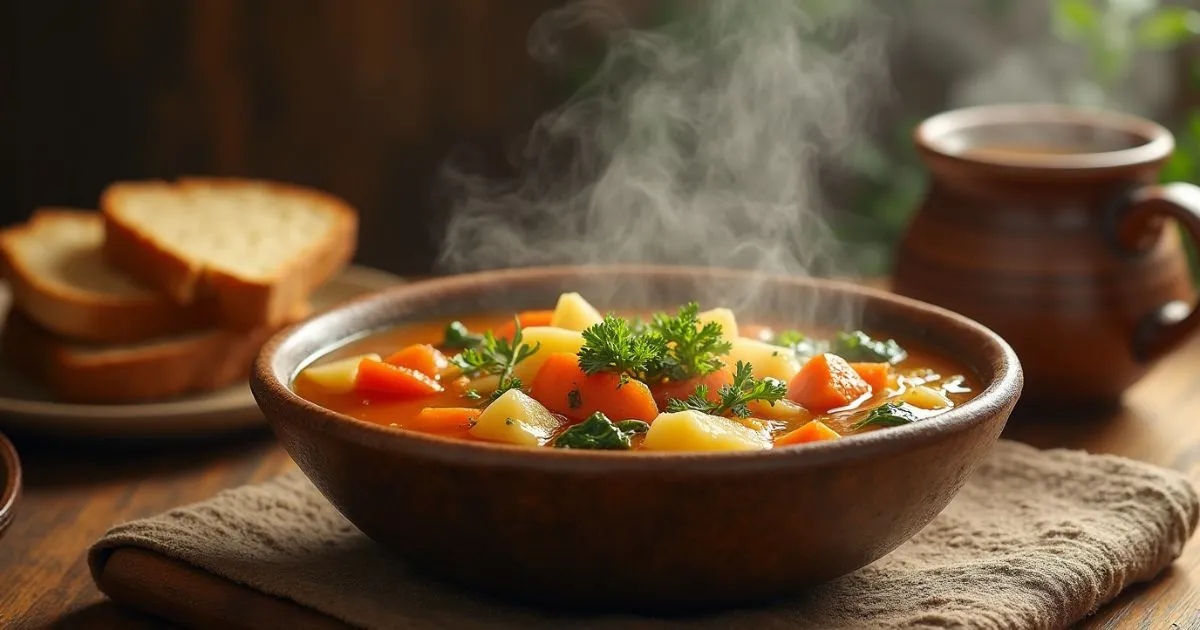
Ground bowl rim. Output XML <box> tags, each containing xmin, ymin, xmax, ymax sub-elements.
<box><xmin>251</xmin><ymin>264</ymin><xmax>1023</xmax><ymax>472</ymax></box>
<box><xmin>0</xmin><ymin>430</ymin><xmax>21</xmax><ymax>537</ymax></box>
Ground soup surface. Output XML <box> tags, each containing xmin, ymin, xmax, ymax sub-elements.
<box><xmin>294</xmin><ymin>293</ymin><xmax>978</xmax><ymax>451</ymax></box>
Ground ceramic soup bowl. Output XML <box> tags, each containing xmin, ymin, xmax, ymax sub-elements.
<box><xmin>250</xmin><ymin>265</ymin><xmax>1022</xmax><ymax>612</ymax></box>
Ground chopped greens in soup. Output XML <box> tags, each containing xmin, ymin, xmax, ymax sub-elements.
<box><xmin>294</xmin><ymin>293</ymin><xmax>977</xmax><ymax>451</ymax></box>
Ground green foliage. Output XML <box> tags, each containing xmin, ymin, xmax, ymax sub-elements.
<box><xmin>837</xmin><ymin>118</ymin><xmax>929</xmax><ymax>276</ymax></box>
<box><xmin>575</xmin><ymin>303</ymin><xmax>732</xmax><ymax>384</ymax></box>
<box><xmin>578</xmin><ymin>314</ymin><xmax>668</xmax><ymax>382</ymax></box>
<box><xmin>1136</xmin><ymin>8</ymin><xmax>1200</xmax><ymax>50</ymax></box>
<box><xmin>832</xmin><ymin>331</ymin><xmax>908</xmax><ymax>364</ymax></box>
<box><xmin>553</xmin><ymin>412</ymin><xmax>650</xmax><ymax>450</ymax></box>
<box><xmin>665</xmin><ymin>361</ymin><xmax>787</xmax><ymax>418</ymax></box>
<box><xmin>450</xmin><ymin>318</ymin><xmax>541</xmax><ymax>399</ymax></box>
<box><xmin>442</xmin><ymin>321</ymin><xmax>483</xmax><ymax>350</ymax></box>
<box><xmin>647</xmin><ymin>303</ymin><xmax>732</xmax><ymax>382</ymax></box>
<box><xmin>851</xmin><ymin>402</ymin><xmax>919</xmax><ymax>430</ymax></box>
<box><xmin>1169</xmin><ymin>114</ymin><xmax>1200</xmax><ymax>281</ymax></box>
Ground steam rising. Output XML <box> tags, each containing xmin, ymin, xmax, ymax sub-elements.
<box><xmin>437</xmin><ymin>0</ymin><xmax>892</xmax><ymax>321</ymax></box>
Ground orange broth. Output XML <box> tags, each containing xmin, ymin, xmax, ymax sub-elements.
<box><xmin>293</xmin><ymin>313</ymin><xmax>980</xmax><ymax>447</ymax></box>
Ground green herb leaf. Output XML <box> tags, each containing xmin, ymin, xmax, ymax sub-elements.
<box><xmin>1135</xmin><ymin>8</ymin><xmax>1200</xmax><ymax>50</ymax></box>
<box><xmin>666</xmin><ymin>384</ymin><xmax>716</xmax><ymax>415</ymax></box>
<box><xmin>832</xmin><ymin>331</ymin><xmax>907</xmax><ymax>364</ymax></box>
<box><xmin>578</xmin><ymin>315</ymin><xmax>667</xmax><ymax>381</ymax></box>
<box><xmin>666</xmin><ymin>361</ymin><xmax>787</xmax><ymax>418</ymax></box>
<box><xmin>649</xmin><ymin>302</ymin><xmax>732</xmax><ymax>381</ymax></box>
<box><xmin>553</xmin><ymin>412</ymin><xmax>650</xmax><ymax>450</ymax></box>
<box><xmin>442</xmin><ymin>321</ymin><xmax>484</xmax><ymax>349</ymax></box>
<box><xmin>851</xmin><ymin>402</ymin><xmax>919</xmax><ymax>430</ymax></box>
<box><xmin>773</xmin><ymin>330</ymin><xmax>807</xmax><ymax>347</ymax></box>
<box><xmin>1052</xmin><ymin>0</ymin><xmax>1100</xmax><ymax>43</ymax></box>
<box><xmin>489</xmin><ymin>377</ymin><xmax>524</xmax><ymax>403</ymax></box>
<box><xmin>567</xmin><ymin>388</ymin><xmax>583</xmax><ymax>409</ymax></box>
<box><xmin>772</xmin><ymin>329</ymin><xmax>829</xmax><ymax>361</ymax></box>
<box><xmin>451</xmin><ymin>317</ymin><xmax>540</xmax><ymax>402</ymax></box>
<box><xmin>614</xmin><ymin>419</ymin><xmax>651</xmax><ymax>433</ymax></box>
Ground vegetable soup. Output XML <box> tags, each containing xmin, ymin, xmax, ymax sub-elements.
<box><xmin>294</xmin><ymin>293</ymin><xmax>978</xmax><ymax>451</ymax></box>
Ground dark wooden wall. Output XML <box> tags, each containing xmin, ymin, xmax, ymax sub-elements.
<box><xmin>3</xmin><ymin>1</ymin><xmax>1194</xmax><ymax>274</ymax></box>
<box><xmin>2</xmin><ymin>0</ymin><xmax>566</xmax><ymax>274</ymax></box>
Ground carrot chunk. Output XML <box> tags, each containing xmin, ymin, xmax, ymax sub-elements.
<box><xmin>409</xmin><ymin>407</ymin><xmax>482</xmax><ymax>433</ymax></box>
<box><xmin>849</xmin><ymin>362</ymin><xmax>892</xmax><ymax>393</ymax></box>
<box><xmin>774</xmin><ymin>420</ymin><xmax>841</xmax><ymax>447</ymax></box>
<box><xmin>493</xmin><ymin>310</ymin><xmax>556</xmax><ymax>340</ymax></box>
<box><xmin>356</xmin><ymin>359</ymin><xmax>444</xmax><ymax>397</ymax></box>
<box><xmin>384</xmin><ymin>344</ymin><xmax>449</xmax><ymax>378</ymax></box>
<box><xmin>650</xmin><ymin>369</ymin><xmax>733</xmax><ymax>410</ymax></box>
<box><xmin>787</xmin><ymin>353</ymin><xmax>870</xmax><ymax>412</ymax></box>
<box><xmin>528</xmin><ymin>352</ymin><xmax>658</xmax><ymax>422</ymax></box>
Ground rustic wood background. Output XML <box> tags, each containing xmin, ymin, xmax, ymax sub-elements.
<box><xmin>2</xmin><ymin>1</ymin><xmax>1195</xmax><ymax>275</ymax></box>
<box><xmin>1</xmin><ymin>0</ymin><xmax>566</xmax><ymax>274</ymax></box>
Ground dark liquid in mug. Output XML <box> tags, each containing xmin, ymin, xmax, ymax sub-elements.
<box><xmin>949</xmin><ymin>123</ymin><xmax>1148</xmax><ymax>159</ymax></box>
<box><xmin>965</xmin><ymin>144</ymin><xmax>1095</xmax><ymax>158</ymax></box>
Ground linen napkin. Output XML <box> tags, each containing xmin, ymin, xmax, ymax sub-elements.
<box><xmin>88</xmin><ymin>440</ymin><xmax>1198</xmax><ymax>630</ymax></box>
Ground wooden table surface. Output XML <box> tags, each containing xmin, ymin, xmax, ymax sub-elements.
<box><xmin>2</xmin><ymin>337</ymin><xmax>1200</xmax><ymax>629</ymax></box>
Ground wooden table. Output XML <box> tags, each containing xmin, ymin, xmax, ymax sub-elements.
<box><xmin>3</xmin><ymin>338</ymin><xmax>1200</xmax><ymax>629</ymax></box>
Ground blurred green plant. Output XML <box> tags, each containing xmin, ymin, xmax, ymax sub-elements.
<box><xmin>836</xmin><ymin>119</ymin><xmax>928</xmax><ymax>276</ymax></box>
<box><xmin>1053</xmin><ymin>0</ymin><xmax>1200</xmax><ymax>284</ymax></box>
<box><xmin>1053</xmin><ymin>0</ymin><xmax>1200</xmax><ymax>97</ymax></box>
<box><xmin>841</xmin><ymin>0</ymin><xmax>1200</xmax><ymax>278</ymax></box>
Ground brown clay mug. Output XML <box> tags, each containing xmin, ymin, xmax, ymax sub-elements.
<box><xmin>893</xmin><ymin>104</ymin><xmax>1200</xmax><ymax>407</ymax></box>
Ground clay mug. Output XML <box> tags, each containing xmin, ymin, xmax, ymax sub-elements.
<box><xmin>893</xmin><ymin>104</ymin><xmax>1200</xmax><ymax>407</ymax></box>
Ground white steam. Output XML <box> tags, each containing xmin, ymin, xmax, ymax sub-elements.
<box><xmin>436</xmin><ymin>0</ymin><xmax>893</xmax><ymax>319</ymax></box>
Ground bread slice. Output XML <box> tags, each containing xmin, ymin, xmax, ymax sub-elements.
<box><xmin>0</xmin><ymin>209</ymin><xmax>218</xmax><ymax>343</ymax></box>
<box><xmin>101</xmin><ymin>178</ymin><xmax>357</xmax><ymax>330</ymax></box>
<box><xmin>1</xmin><ymin>303</ymin><xmax>310</xmax><ymax>404</ymax></box>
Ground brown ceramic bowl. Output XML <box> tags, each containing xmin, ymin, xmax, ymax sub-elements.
<box><xmin>0</xmin><ymin>430</ymin><xmax>21</xmax><ymax>541</ymax></box>
<box><xmin>251</xmin><ymin>265</ymin><xmax>1023</xmax><ymax>613</ymax></box>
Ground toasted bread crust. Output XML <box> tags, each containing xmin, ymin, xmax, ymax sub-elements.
<box><xmin>2</xmin><ymin>305</ymin><xmax>309</xmax><ymax>404</ymax></box>
<box><xmin>0</xmin><ymin>209</ymin><xmax>218</xmax><ymax>343</ymax></box>
<box><xmin>101</xmin><ymin>206</ymin><xmax>200</xmax><ymax>304</ymax></box>
<box><xmin>100</xmin><ymin>178</ymin><xmax>358</xmax><ymax>331</ymax></box>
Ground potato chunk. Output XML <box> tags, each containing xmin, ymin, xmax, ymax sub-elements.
<box><xmin>642</xmin><ymin>410</ymin><xmax>771</xmax><ymax>452</ymax></box>
<box><xmin>511</xmin><ymin>326</ymin><xmax>586</xmax><ymax>383</ymax></box>
<box><xmin>300</xmin><ymin>353</ymin><xmax>381</xmax><ymax>394</ymax></box>
<box><xmin>747</xmin><ymin>397</ymin><xmax>811</xmax><ymax>422</ymax></box>
<box><xmin>470</xmin><ymin>389</ymin><xmax>563</xmax><ymax>447</ymax></box>
<box><xmin>698</xmin><ymin>307</ymin><xmax>739</xmax><ymax>341</ymax></box>
<box><xmin>726</xmin><ymin>337</ymin><xmax>801</xmax><ymax>382</ymax></box>
<box><xmin>549</xmin><ymin>292</ymin><xmax>604</xmax><ymax>332</ymax></box>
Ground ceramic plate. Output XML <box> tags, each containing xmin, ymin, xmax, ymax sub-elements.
<box><xmin>0</xmin><ymin>430</ymin><xmax>19</xmax><ymax>540</ymax></box>
<box><xmin>0</xmin><ymin>266</ymin><xmax>402</xmax><ymax>439</ymax></box>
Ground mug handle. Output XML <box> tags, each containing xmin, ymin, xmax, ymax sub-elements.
<box><xmin>1117</xmin><ymin>182</ymin><xmax>1200</xmax><ymax>362</ymax></box>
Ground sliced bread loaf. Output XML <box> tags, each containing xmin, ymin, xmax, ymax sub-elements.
<box><xmin>0</xmin><ymin>209</ymin><xmax>217</xmax><ymax>343</ymax></box>
<box><xmin>1</xmin><ymin>303</ymin><xmax>310</xmax><ymax>404</ymax></box>
<box><xmin>101</xmin><ymin>178</ymin><xmax>357</xmax><ymax>330</ymax></box>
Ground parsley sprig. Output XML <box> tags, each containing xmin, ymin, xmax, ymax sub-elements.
<box><xmin>451</xmin><ymin>317</ymin><xmax>540</xmax><ymax>402</ymax></box>
<box><xmin>576</xmin><ymin>302</ymin><xmax>732</xmax><ymax>385</ymax></box>
<box><xmin>577</xmin><ymin>315</ymin><xmax>667</xmax><ymax>383</ymax></box>
<box><xmin>649</xmin><ymin>303</ymin><xmax>731</xmax><ymax>381</ymax></box>
<box><xmin>666</xmin><ymin>361</ymin><xmax>787</xmax><ymax>418</ymax></box>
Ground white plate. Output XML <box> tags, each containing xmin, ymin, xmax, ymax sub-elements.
<box><xmin>0</xmin><ymin>266</ymin><xmax>402</xmax><ymax>439</ymax></box>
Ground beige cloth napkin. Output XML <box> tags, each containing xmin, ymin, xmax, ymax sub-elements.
<box><xmin>88</xmin><ymin>440</ymin><xmax>1198</xmax><ymax>630</ymax></box>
